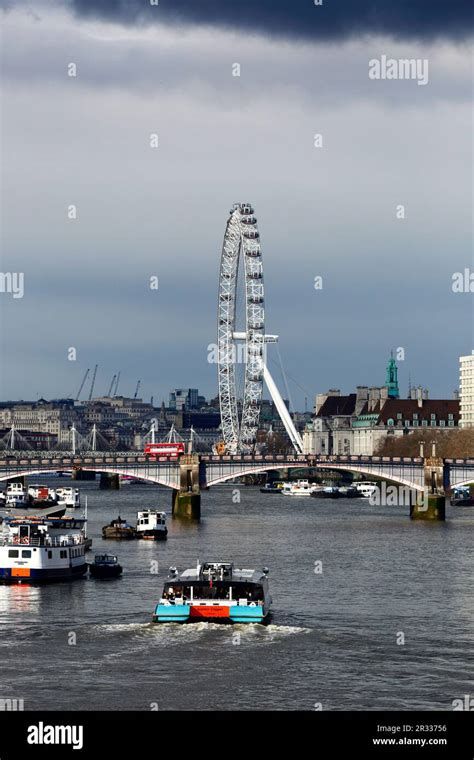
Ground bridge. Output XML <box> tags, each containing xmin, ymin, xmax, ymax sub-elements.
<box><xmin>1</xmin><ymin>450</ymin><xmax>472</xmax><ymax>519</ymax></box>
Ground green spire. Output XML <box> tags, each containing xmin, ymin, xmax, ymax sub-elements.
<box><xmin>385</xmin><ymin>351</ymin><xmax>399</xmax><ymax>398</ymax></box>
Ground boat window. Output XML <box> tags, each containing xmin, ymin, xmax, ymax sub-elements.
<box><xmin>235</xmin><ymin>584</ymin><xmax>264</xmax><ymax>601</ymax></box>
<box><xmin>60</xmin><ymin>550</ymin><xmax>67</xmax><ymax>559</ymax></box>
<box><xmin>48</xmin><ymin>551</ymin><xmax>52</xmax><ymax>559</ymax></box>
<box><xmin>21</xmin><ymin>550</ymin><xmax>32</xmax><ymax>558</ymax></box>
<box><xmin>8</xmin><ymin>550</ymin><xmax>19</xmax><ymax>558</ymax></box>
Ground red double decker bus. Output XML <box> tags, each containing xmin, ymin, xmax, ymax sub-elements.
<box><xmin>144</xmin><ymin>443</ymin><xmax>185</xmax><ymax>458</ymax></box>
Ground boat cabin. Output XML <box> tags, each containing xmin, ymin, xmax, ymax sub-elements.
<box><xmin>162</xmin><ymin>562</ymin><xmax>268</xmax><ymax>604</ymax></box>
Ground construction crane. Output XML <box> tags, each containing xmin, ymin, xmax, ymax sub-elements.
<box><xmin>113</xmin><ymin>371</ymin><xmax>121</xmax><ymax>397</ymax></box>
<box><xmin>75</xmin><ymin>369</ymin><xmax>90</xmax><ymax>401</ymax></box>
<box><xmin>134</xmin><ymin>380</ymin><xmax>141</xmax><ymax>399</ymax></box>
<box><xmin>88</xmin><ymin>364</ymin><xmax>98</xmax><ymax>401</ymax></box>
<box><xmin>107</xmin><ymin>374</ymin><xmax>117</xmax><ymax>397</ymax></box>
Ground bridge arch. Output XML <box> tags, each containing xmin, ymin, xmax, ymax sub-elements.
<box><xmin>0</xmin><ymin>466</ymin><xmax>179</xmax><ymax>490</ymax></box>
<box><xmin>450</xmin><ymin>477</ymin><xmax>474</xmax><ymax>489</ymax></box>
<box><xmin>206</xmin><ymin>462</ymin><xmax>424</xmax><ymax>491</ymax></box>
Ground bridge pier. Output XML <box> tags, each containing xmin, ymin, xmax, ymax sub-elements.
<box><xmin>100</xmin><ymin>473</ymin><xmax>120</xmax><ymax>490</ymax></box>
<box><xmin>172</xmin><ymin>454</ymin><xmax>202</xmax><ymax>519</ymax></box>
<box><xmin>411</xmin><ymin>457</ymin><xmax>446</xmax><ymax>521</ymax></box>
<box><xmin>72</xmin><ymin>468</ymin><xmax>96</xmax><ymax>481</ymax></box>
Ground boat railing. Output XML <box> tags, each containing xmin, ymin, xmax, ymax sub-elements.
<box><xmin>0</xmin><ymin>533</ymin><xmax>85</xmax><ymax>548</ymax></box>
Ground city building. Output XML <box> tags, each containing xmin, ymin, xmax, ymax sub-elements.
<box><xmin>459</xmin><ymin>352</ymin><xmax>474</xmax><ymax>428</ymax></box>
<box><xmin>303</xmin><ymin>355</ymin><xmax>460</xmax><ymax>456</ymax></box>
<box><xmin>169</xmin><ymin>389</ymin><xmax>199</xmax><ymax>411</ymax></box>
<box><xmin>0</xmin><ymin>399</ymin><xmax>80</xmax><ymax>437</ymax></box>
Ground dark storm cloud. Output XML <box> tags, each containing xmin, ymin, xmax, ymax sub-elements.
<box><xmin>67</xmin><ymin>0</ymin><xmax>473</xmax><ymax>41</ymax></box>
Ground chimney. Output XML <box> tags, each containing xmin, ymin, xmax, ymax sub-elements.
<box><xmin>355</xmin><ymin>386</ymin><xmax>368</xmax><ymax>415</ymax></box>
<box><xmin>368</xmin><ymin>387</ymin><xmax>381</xmax><ymax>412</ymax></box>
<box><xmin>423</xmin><ymin>388</ymin><xmax>429</xmax><ymax>400</ymax></box>
<box><xmin>410</xmin><ymin>386</ymin><xmax>417</xmax><ymax>400</ymax></box>
<box><xmin>453</xmin><ymin>389</ymin><xmax>459</xmax><ymax>400</ymax></box>
<box><xmin>417</xmin><ymin>386</ymin><xmax>423</xmax><ymax>408</ymax></box>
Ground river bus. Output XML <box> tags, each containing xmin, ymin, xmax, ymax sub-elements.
<box><xmin>153</xmin><ymin>561</ymin><xmax>272</xmax><ymax>623</ymax></box>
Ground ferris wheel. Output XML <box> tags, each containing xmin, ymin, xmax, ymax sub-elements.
<box><xmin>217</xmin><ymin>202</ymin><xmax>305</xmax><ymax>456</ymax></box>
<box><xmin>217</xmin><ymin>202</ymin><xmax>265</xmax><ymax>454</ymax></box>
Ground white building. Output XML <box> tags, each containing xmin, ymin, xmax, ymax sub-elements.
<box><xmin>459</xmin><ymin>353</ymin><xmax>474</xmax><ymax>428</ymax></box>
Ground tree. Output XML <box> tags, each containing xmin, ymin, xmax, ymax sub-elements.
<box><xmin>375</xmin><ymin>428</ymin><xmax>474</xmax><ymax>458</ymax></box>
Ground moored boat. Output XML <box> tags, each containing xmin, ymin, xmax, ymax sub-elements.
<box><xmin>5</xmin><ymin>483</ymin><xmax>27</xmax><ymax>507</ymax></box>
<box><xmin>102</xmin><ymin>516</ymin><xmax>136</xmax><ymax>540</ymax></box>
<box><xmin>27</xmin><ymin>484</ymin><xmax>58</xmax><ymax>507</ymax></box>
<box><xmin>450</xmin><ymin>486</ymin><xmax>474</xmax><ymax>506</ymax></box>
<box><xmin>281</xmin><ymin>480</ymin><xmax>318</xmax><ymax>497</ymax></box>
<box><xmin>153</xmin><ymin>561</ymin><xmax>272</xmax><ymax>623</ymax></box>
<box><xmin>89</xmin><ymin>553</ymin><xmax>122</xmax><ymax>578</ymax></box>
<box><xmin>56</xmin><ymin>487</ymin><xmax>80</xmax><ymax>508</ymax></box>
<box><xmin>0</xmin><ymin>514</ymin><xmax>87</xmax><ymax>583</ymax></box>
<box><xmin>337</xmin><ymin>485</ymin><xmax>361</xmax><ymax>498</ymax></box>
<box><xmin>136</xmin><ymin>510</ymin><xmax>167</xmax><ymax>540</ymax></box>
<box><xmin>260</xmin><ymin>481</ymin><xmax>284</xmax><ymax>494</ymax></box>
<box><xmin>354</xmin><ymin>481</ymin><xmax>379</xmax><ymax>498</ymax></box>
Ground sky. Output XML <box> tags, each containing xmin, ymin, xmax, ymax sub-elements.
<box><xmin>0</xmin><ymin>0</ymin><xmax>472</xmax><ymax>408</ymax></box>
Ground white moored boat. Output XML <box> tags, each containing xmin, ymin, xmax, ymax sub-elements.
<box><xmin>354</xmin><ymin>481</ymin><xmax>379</xmax><ymax>498</ymax></box>
<box><xmin>0</xmin><ymin>515</ymin><xmax>88</xmax><ymax>583</ymax></box>
<box><xmin>56</xmin><ymin>487</ymin><xmax>81</xmax><ymax>508</ymax></box>
<box><xmin>5</xmin><ymin>483</ymin><xmax>27</xmax><ymax>507</ymax></box>
<box><xmin>281</xmin><ymin>480</ymin><xmax>318</xmax><ymax>497</ymax></box>
<box><xmin>135</xmin><ymin>510</ymin><xmax>167</xmax><ymax>540</ymax></box>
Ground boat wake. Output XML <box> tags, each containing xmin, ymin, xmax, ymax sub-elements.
<box><xmin>92</xmin><ymin>620</ymin><xmax>311</xmax><ymax>651</ymax></box>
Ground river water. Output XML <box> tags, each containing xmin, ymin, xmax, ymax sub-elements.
<box><xmin>0</xmin><ymin>478</ymin><xmax>473</xmax><ymax>711</ymax></box>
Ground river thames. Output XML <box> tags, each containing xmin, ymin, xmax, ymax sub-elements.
<box><xmin>0</xmin><ymin>479</ymin><xmax>473</xmax><ymax>711</ymax></box>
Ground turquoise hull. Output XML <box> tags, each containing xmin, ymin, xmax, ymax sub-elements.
<box><xmin>153</xmin><ymin>603</ymin><xmax>267</xmax><ymax>623</ymax></box>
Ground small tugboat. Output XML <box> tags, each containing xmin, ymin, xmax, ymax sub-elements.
<box><xmin>89</xmin><ymin>554</ymin><xmax>122</xmax><ymax>578</ymax></box>
<box><xmin>102</xmin><ymin>516</ymin><xmax>136</xmax><ymax>540</ymax></box>
<box><xmin>153</xmin><ymin>561</ymin><xmax>272</xmax><ymax>623</ymax></box>
<box><xmin>0</xmin><ymin>514</ymin><xmax>87</xmax><ymax>583</ymax></box>
<box><xmin>135</xmin><ymin>510</ymin><xmax>167</xmax><ymax>540</ymax></box>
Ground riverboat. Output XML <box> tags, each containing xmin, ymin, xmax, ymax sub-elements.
<box><xmin>281</xmin><ymin>480</ymin><xmax>317</xmax><ymax>497</ymax></box>
<box><xmin>0</xmin><ymin>515</ymin><xmax>87</xmax><ymax>583</ymax></box>
<box><xmin>153</xmin><ymin>561</ymin><xmax>272</xmax><ymax>623</ymax></box>
<box><xmin>135</xmin><ymin>510</ymin><xmax>167</xmax><ymax>540</ymax></box>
